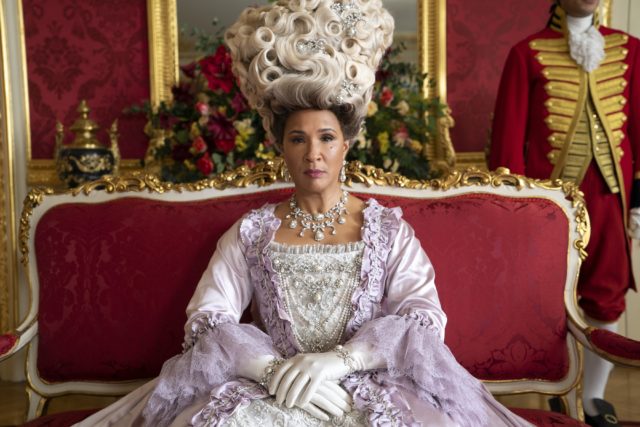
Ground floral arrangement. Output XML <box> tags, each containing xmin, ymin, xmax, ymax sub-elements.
<box><xmin>134</xmin><ymin>22</ymin><xmax>444</xmax><ymax>182</ymax></box>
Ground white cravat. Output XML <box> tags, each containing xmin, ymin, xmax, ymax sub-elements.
<box><xmin>567</xmin><ymin>14</ymin><xmax>605</xmax><ymax>72</ymax></box>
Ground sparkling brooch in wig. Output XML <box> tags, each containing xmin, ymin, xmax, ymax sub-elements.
<box><xmin>336</xmin><ymin>80</ymin><xmax>360</xmax><ymax>104</ymax></box>
<box><xmin>295</xmin><ymin>38</ymin><xmax>328</xmax><ymax>55</ymax></box>
<box><xmin>330</xmin><ymin>1</ymin><xmax>366</xmax><ymax>37</ymax></box>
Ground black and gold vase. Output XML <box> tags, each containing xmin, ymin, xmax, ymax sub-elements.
<box><xmin>55</xmin><ymin>100</ymin><xmax>120</xmax><ymax>188</ymax></box>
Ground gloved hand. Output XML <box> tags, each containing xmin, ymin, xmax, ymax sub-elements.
<box><xmin>269</xmin><ymin>347</ymin><xmax>364</xmax><ymax>409</ymax></box>
<box><xmin>629</xmin><ymin>207</ymin><xmax>640</xmax><ymax>240</ymax></box>
<box><xmin>295</xmin><ymin>380</ymin><xmax>353</xmax><ymax>421</ymax></box>
<box><xmin>237</xmin><ymin>354</ymin><xmax>279</xmax><ymax>383</ymax></box>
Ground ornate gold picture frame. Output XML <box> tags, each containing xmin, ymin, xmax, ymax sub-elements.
<box><xmin>418</xmin><ymin>0</ymin><xmax>613</xmax><ymax>172</ymax></box>
<box><xmin>19</xmin><ymin>0</ymin><xmax>179</xmax><ymax>187</ymax></box>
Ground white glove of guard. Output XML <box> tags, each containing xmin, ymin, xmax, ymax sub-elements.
<box><xmin>629</xmin><ymin>207</ymin><xmax>640</xmax><ymax>240</ymax></box>
<box><xmin>268</xmin><ymin>349</ymin><xmax>364</xmax><ymax>410</ymax></box>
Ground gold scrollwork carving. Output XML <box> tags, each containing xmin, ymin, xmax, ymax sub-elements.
<box><xmin>19</xmin><ymin>161</ymin><xmax>589</xmax><ymax>266</ymax></box>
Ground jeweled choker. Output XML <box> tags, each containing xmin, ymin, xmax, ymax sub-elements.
<box><xmin>286</xmin><ymin>191</ymin><xmax>349</xmax><ymax>241</ymax></box>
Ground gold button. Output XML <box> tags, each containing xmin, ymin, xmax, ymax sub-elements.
<box><xmin>596</xmin><ymin>135</ymin><xmax>601</xmax><ymax>140</ymax></box>
<box><xmin>594</xmin><ymin>124</ymin><xmax>599</xmax><ymax>129</ymax></box>
<box><xmin>595</xmin><ymin>146</ymin><xmax>600</xmax><ymax>152</ymax></box>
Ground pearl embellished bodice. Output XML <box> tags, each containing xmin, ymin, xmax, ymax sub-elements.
<box><xmin>268</xmin><ymin>241</ymin><xmax>365</xmax><ymax>353</ymax></box>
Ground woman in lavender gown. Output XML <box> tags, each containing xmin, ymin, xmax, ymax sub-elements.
<box><xmin>76</xmin><ymin>1</ymin><xmax>532</xmax><ymax>426</ymax></box>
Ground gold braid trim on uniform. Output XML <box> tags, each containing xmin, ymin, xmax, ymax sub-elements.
<box><xmin>548</xmin><ymin>132</ymin><xmax>568</xmax><ymax>149</ymax></box>
<box><xmin>596</xmin><ymin>77</ymin><xmax>627</xmax><ymax>98</ymax></box>
<box><xmin>600</xmin><ymin>95</ymin><xmax>627</xmax><ymax>115</ymax></box>
<box><xmin>536</xmin><ymin>51</ymin><xmax>577</xmax><ymax>67</ymax></box>
<box><xmin>595</xmin><ymin>62</ymin><xmax>629</xmax><ymax>82</ymax></box>
<box><xmin>605</xmin><ymin>33</ymin><xmax>629</xmax><ymax>48</ymax></box>
<box><xmin>546</xmin><ymin>98</ymin><xmax>578</xmax><ymax>117</ymax></box>
<box><xmin>601</xmin><ymin>47</ymin><xmax>629</xmax><ymax>65</ymax></box>
<box><xmin>543</xmin><ymin>66</ymin><xmax>580</xmax><ymax>84</ymax></box>
<box><xmin>531</xmin><ymin>12</ymin><xmax>629</xmax><ymax>212</ymax></box>
<box><xmin>545</xmin><ymin>114</ymin><xmax>573</xmax><ymax>133</ymax></box>
<box><xmin>545</xmin><ymin>81</ymin><xmax>580</xmax><ymax>100</ymax></box>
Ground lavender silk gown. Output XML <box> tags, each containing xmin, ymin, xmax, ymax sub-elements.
<box><xmin>74</xmin><ymin>200</ymin><xmax>532</xmax><ymax>427</ymax></box>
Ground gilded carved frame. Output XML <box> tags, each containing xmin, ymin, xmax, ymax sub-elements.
<box><xmin>24</xmin><ymin>0</ymin><xmax>179</xmax><ymax>187</ymax></box>
<box><xmin>0</xmin><ymin>1</ymin><xmax>19</xmax><ymax>334</ymax></box>
<box><xmin>417</xmin><ymin>0</ymin><xmax>613</xmax><ymax>173</ymax></box>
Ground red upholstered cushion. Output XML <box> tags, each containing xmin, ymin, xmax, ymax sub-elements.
<box><xmin>368</xmin><ymin>194</ymin><xmax>571</xmax><ymax>381</ymax></box>
<box><xmin>589</xmin><ymin>328</ymin><xmax>640</xmax><ymax>361</ymax></box>
<box><xmin>35</xmin><ymin>190</ymin><xmax>290</xmax><ymax>382</ymax></box>
<box><xmin>0</xmin><ymin>333</ymin><xmax>17</xmax><ymax>356</ymax></box>
<box><xmin>21</xmin><ymin>409</ymin><xmax>98</xmax><ymax>427</ymax></box>
<box><xmin>509</xmin><ymin>408</ymin><xmax>588</xmax><ymax>426</ymax></box>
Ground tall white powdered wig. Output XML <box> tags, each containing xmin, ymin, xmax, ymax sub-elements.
<box><xmin>225</xmin><ymin>0</ymin><xmax>394</xmax><ymax>149</ymax></box>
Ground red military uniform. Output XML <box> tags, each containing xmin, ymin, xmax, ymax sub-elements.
<box><xmin>490</xmin><ymin>6</ymin><xmax>640</xmax><ymax>321</ymax></box>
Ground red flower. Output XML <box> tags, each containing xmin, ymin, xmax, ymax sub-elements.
<box><xmin>231</xmin><ymin>92</ymin><xmax>249</xmax><ymax>114</ymax></box>
<box><xmin>380</xmin><ymin>86</ymin><xmax>394</xmax><ymax>107</ymax></box>
<box><xmin>180</xmin><ymin>61</ymin><xmax>197</xmax><ymax>79</ymax></box>
<box><xmin>215</xmin><ymin>139</ymin><xmax>236</xmax><ymax>154</ymax></box>
<box><xmin>207</xmin><ymin>112</ymin><xmax>237</xmax><ymax>141</ymax></box>
<box><xmin>196</xmin><ymin>152</ymin><xmax>214</xmax><ymax>176</ymax></box>
<box><xmin>199</xmin><ymin>45</ymin><xmax>234</xmax><ymax>93</ymax></box>
<box><xmin>191</xmin><ymin>136</ymin><xmax>207</xmax><ymax>154</ymax></box>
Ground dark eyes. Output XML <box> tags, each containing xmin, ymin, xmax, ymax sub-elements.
<box><xmin>288</xmin><ymin>134</ymin><xmax>336</xmax><ymax>144</ymax></box>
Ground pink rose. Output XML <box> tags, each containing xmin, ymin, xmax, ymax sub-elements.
<box><xmin>195</xmin><ymin>102</ymin><xmax>210</xmax><ymax>116</ymax></box>
<box><xmin>196</xmin><ymin>152</ymin><xmax>214</xmax><ymax>176</ymax></box>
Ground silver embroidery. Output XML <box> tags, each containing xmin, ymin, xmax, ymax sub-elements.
<box><xmin>225</xmin><ymin>396</ymin><xmax>366</xmax><ymax>426</ymax></box>
<box><xmin>269</xmin><ymin>241</ymin><xmax>364</xmax><ymax>353</ymax></box>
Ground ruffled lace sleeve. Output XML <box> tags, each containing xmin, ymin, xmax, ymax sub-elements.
<box><xmin>344</xmin><ymin>205</ymin><xmax>494</xmax><ymax>426</ymax></box>
<box><xmin>141</xmin><ymin>214</ymin><xmax>282</xmax><ymax>427</ymax></box>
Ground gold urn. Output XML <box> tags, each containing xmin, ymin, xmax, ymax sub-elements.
<box><xmin>55</xmin><ymin>100</ymin><xmax>120</xmax><ymax>187</ymax></box>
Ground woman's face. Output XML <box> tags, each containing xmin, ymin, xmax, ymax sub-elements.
<box><xmin>282</xmin><ymin>109</ymin><xmax>349</xmax><ymax>196</ymax></box>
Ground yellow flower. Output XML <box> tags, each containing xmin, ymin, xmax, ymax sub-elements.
<box><xmin>355</xmin><ymin>133</ymin><xmax>367</xmax><ymax>150</ymax></box>
<box><xmin>383</xmin><ymin>157</ymin><xmax>392</xmax><ymax>169</ymax></box>
<box><xmin>391</xmin><ymin>159</ymin><xmax>400</xmax><ymax>172</ymax></box>
<box><xmin>395</xmin><ymin>100</ymin><xmax>410</xmax><ymax>116</ymax></box>
<box><xmin>217</xmin><ymin>106</ymin><xmax>227</xmax><ymax>115</ymax></box>
<box><xmin>184</xmin><ymin>159</ymin><xmax>196</xmax><ymax>171</ymax></box>
<box><xmin>255</xmin><ymin>143</ymin><xmax>276</xmax><ymax>160</ymax></box>
<box><xmin>235</xmin><ymin>135</ymin><xmax>247</xmax><ymax>152</ymax></box>
<box><xmin>367</xmin><ymin>101</ymin><xmax>378</xmax><ymax>117</ymax></box>
<box><xmin>378</xmin><ymin>131</ymin><xmax>390</xmax><ymax>154</ymax></box>
<box><xmin>233</xmin><ymin>119</ymin><xmax>255</xmax><ymax>152</ymax></box>
<box><xmin>409</xmin><ymin>139</ymin><xmax>423</xmax><ymax>154</ymax></box>
<box><xmin>190</xmin><ymin>122</ymin><xmax>201</xmax><ymax>139</ymax></box>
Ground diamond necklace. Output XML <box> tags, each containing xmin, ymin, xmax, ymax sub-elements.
<box><xmin>286</xmin><ymin>191</ymin><xmax>349</xmax><ymax>242</ymax></box>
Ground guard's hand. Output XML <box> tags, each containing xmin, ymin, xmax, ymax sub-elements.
<box><xmin>628</xmin><ymin>208</ymin><xmax>640</xmax><ymax>240</ymax></box>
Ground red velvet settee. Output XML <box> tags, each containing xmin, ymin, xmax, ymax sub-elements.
<box><xmin>2</xmin><ymin>162</ymin><xmax>639</xmax><ymax>426</ymax></box>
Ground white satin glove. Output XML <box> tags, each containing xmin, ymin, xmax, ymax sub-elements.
<box><xmin>269</xmin><ymin>347</ymin><xmax>364</xmax><ymax>409</ymax></box>
<box><xmin>294</xmin><ymin>380</ymin><xmax>354</xmax><ymax>421</ymax></box>
<box><xmin>629</xmin><ymin>208</ymin><xmax>640</xmax><ymax>240</ymax></box>
<box><xmin>237</xmin><ymin>354</ymin><xmax>279</xmax><ymax>383</ymax></box>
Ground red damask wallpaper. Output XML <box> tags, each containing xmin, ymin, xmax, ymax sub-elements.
<box><xmin>23</xmin><ymin>0</ymin><xmax>150</xmax><ymax>159</ymax></box>
<box><xmin>446</xmin><ymin>0</ymin><xmax>551</xmax><ymax>153</ymax></box>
